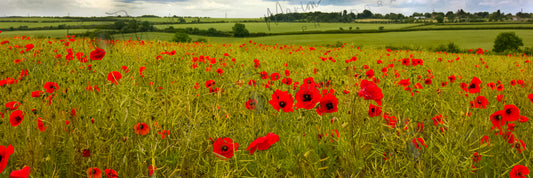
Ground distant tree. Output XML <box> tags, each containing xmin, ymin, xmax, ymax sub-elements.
<box><xmin>424</xmin><ymin>12</ymin><xmax>432</xmax><ymax>19</ymax></box>
<box><xmin>359</xmin><ymin>10</ymin><xmax>373</xmax><ymax>19</ymax></box>
<box><xmin>446</xmin><ymin>11</ymin><xmax>455</xmax><ymax>22</ymax></box>
<box><xmin>114</xmin><ymin>20</ymin><xmax>127</xmax><ymax>30</ymax></box>
<box><xmin>493</xmin><ymin>32</ymin><xmax>523</xmax><ymax>52</ymax></box>
<box><xmin>232</xmin><ymin>23</ymin><xmax>249</xmax><ymax>37</ymax></box>
<box><xmin>435</xmin><ymin>15</ymin><xmax>444</xmax><ymax>23</ymax></box>
<box><xmin>138</xmin><ymin>21</ymin><xmax>153</xmax><ymax>32</ymax></box>
<box><xmin>489</xmin><ymin>10</ymin><xmax>503</xmax><ymax>22</ymax></box>
<box><xmin>173</xmin><ymin>32</ymin><xmax>192</xmax><ymax>43</ymax></box>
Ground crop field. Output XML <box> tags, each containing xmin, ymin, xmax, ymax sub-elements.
<box><xmin>0</xmin><ymin>30</ymin><xmax>532</xmax><ymax>177</ymax></box>
<box><xmin>409</xmin><ymin>23</ymin><xmax>533</xmax><ymax>30</ymax></box>
<box><xmin>0</xmin><ymin>22</ymin><xmax>113</xmax><ymax>29</ymax></box>
<box><xmin>0</xmin><ymin>29</ymin><xmax>93</xmax><ymax>38</ymax></box>
<box><xmin>101</xmin><ymin>29</ymin><xmax>533</xmax><ymax>50</ymax></box>
<box><xmin>155</xmin><ymin>22</ymin><xmax>419</xmax><ymax>33</ymax></box>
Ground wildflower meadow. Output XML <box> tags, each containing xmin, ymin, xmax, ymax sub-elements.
<box><xmin>0</xmin><ymin>33</ymin><xmax>532</xmax><ymax>177</ymax></box>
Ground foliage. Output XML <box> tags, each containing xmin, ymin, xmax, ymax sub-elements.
<box><xmin>493</xmin><ymin>32</ymin><xmax>524</xmax><ymax>52</ymax></box>
<box><xmin>232</xmin><ymin>23</ymin><xmax>249</xmax><ymax>37</ymax></box>
<box><xmin>433</xmin><ymin>42</ymin><xmax>461</xmax><ymax>53</ymax></box>
<box><xmin>172</xmin><ymin>32</ymin><xmax>191</xmax><ymax>42</ymax></box>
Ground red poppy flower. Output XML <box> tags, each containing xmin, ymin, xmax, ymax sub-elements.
<box><xmin>216</xmin><ymin>68</ymin><xmax>223</xmax><ymax>75</ymax></box>
<box><xmin>134</xmin><ymin>123</ymin><xmax>149</xmax><ymax>135</ymax></box>
<box><xmin>519</xmin><ymin>116</ymin><xmax>529</xmax><ymax>123</ymax></box>
<box><xmin>158</xmin><ymin>130</ymin><xmax>170</xmax><ymax>139</ymax></box>
<box><xmin>465</xmin><ymin>77</ymin><xmax>482</xmax><ymax>93</ymax></box>
<box><xmin>358</xmin><ymin>79</ymin><xmax>383</xmax><ymax>106</ymax></box>
<box><xmin>473</xmin><ymin>96</ymin><xmax>489</xmax><ymax>109</ymax></box>
<box><xmin>417</xmin><ymin>122</ymin><xmax>424</xmax><ymax>132</ymax></box>
<box><xmin>432</xmin><ymin>114</ymin><xmax>444</xmax><ymax>126</ymax></box>
<box><xmin>316</xmin><ymin>89</ymin><xmax>338</xmax><ymax>116</ymax></box>
<box><xmin>295</xmin><ymin>83</ymin><xmax>321</xmax><ymax>110</ymax></box>
<box><xmin>10</xmin><ymin>110</ymin><xmax>24</xmax><ymax>127</ymax></box>
<box><xmin>514</xmin><ymin>139</ymin><xmax>526</xmax><ymax>153</ymax></box>
<box><xmin>90</xmin><ymin>48</ymin><xmax>105</xmax><ymax>60</ymax></box>
<box><xmin>245</xmin><ymin>98</ymin><xmax>257</xmax><ymax>110</ymax></box>
<box><xmin>368</xmin><ymin>103</ymin><xmax>382</xmax><ymax>117</ymax></box>
<box><xmin>248</xmin><ymin>79</ymin><xmax>256</xmax><ymax>87</ymax></box>
<box><xmin>490</xmin><ymin>110</ymin><xmax>505</xmax><ymax>130</ymax></box>
<box><xmin>212</xmin><ymin>137</ymin><xmax>238</xmax><ymax>160</ymax></box>
<box><xmin>205</xmin><ymin>80</ymin><xmax>215</xmax><ymax>88</ymax></box>
<box><xmin>24</xmin><ymin>44</ymin><xmax>34</xmax><ymax>51</ymax></box>
<box><xmin>149</xmin><ymin>165</ymin><xmax>156</xmax><ymax>176</ymax></box>
<box><xmin>43</xmin><ymin>82</ymin><xmax>59</xmax><ymax>93</ymax></box>
<box><xmin>510</xmin><ymin>79</ymin><xmax>517</xmax><ymax>86</ymax></box>
<box><xmin>528</xmin><ymin>94</ymin><xmax>533</xmax><ymax>104</ymax></box>
<box><xmin>81</xmin><ymin>149</ymin><xmax>91</xmax><ymax>157</ymax></box>
<box><xmin>510</xmin><ymin>165</ymin><xmax>529</xmax><ymax>178</ymax></box>
<box><xmin>107</xmin><ymin>71</ymin><xmax>122</xmax><ymax>85</ymax></box>
<box><xmin>104</xmin><ymin>169</ymin><xmax>118</xmax><ymax>178</ymax></box>
<box><xmin>270</xmin><ymin>73</ymin><xmax>280</xmax><ymax>81</ymax></box>
<box><xmin>87</xmin><ymin>167</ymin><xmax>102</xmax><ymax>178</ymax></box>
<box><xmin>502</xmin><ymin>132</ymin><xmax>515</xmax><ymax>144</ymax></box>
<box><xmin>9</xmin><ymin>166</ymin><xmax>30</xmax><ymax>178</ymax></box>
<box><xmin>503</xmin><ymin>105</ymin><xmax>520</xmax><ymax>122</ymax></box>
<box><xmin>398</xmin><ymin>79</ymin><xmax>410</xmax><ymax>87</ymax></box>
<box><xmin>480</xmin><ymin>135</ymin><xmax>490</xmax><ymax>145</ymax></box>
<box><xmin>472</xmin><ymin>152</ymin><xmax>481</xmax><ymax>163</ymax></box>
<box><xmin>383</xmin><ymin>115</ymin><xmax>397</xmax><ymax>128</ymax></box>
<box><xmin>0</xmin><ymin>144</ymin><xmax>14</xmax><ymax>173</ymax></box>
<box><xmin>413</xmin><ymin>82</ymin><xmax>422</xmax><ymax>89</ymax></box>
<box><xmin>5</xmin><ymin>101</ymin><xmax>20</xmax><ymax>111</ymax></box>
<box><xmin>139</xmin><ymin>66</ymin><xmax>146</xmax><ymax>77</ymax></box>
<box><xmin>260</xmin><ymin>71</ymin><xmax>268</xmax><ymax>79</ymax></box>
<box><xmin>366</xmin><ymin>69</ymin><xmax>375</xmax><ymax>79</ymax></box>
<box><xmin>36</xmin><ymin>117</ymin><xmax>46</xmax><ymax>132</ymax></box>
<box><xmin>402</xmin><ymin>58</ymin><xmax>410</xmax><ymax>66</ymax></box>
<box><xmin>246</xmin><ymin>132</ymin><xmax>280</xmax><ymax>155</ymax></box>
<box><xmin>448</xmin><ymin>75</ymin><xmax>456</xmax><ymax>83</ymax></box>
<box><xmin>282</xmin><ymin>78</ymin><xmax>292</xmax><ymax>85</ymax></box>
<box><xmin>424</xmin><ymin>78</ymin><xmax>432</xmax><ymax>85</ymax></box>
<box><xmin>412</xmin><ymin>138</ymin><xmax>427</xmax><ymax>149</ymax></box>
<box><xmin>269</xmin><ymin>90</ymin><xmax>294</xmax><ymax>113</ymax></box>
<box><xmin>121</xmin><ymin>66</ymin><xmax>130</xmax><ymax>73</ymax></box>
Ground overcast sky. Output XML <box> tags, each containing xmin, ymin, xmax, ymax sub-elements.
<box><xmin>0</xmin><ymin>0</ymin><xmax>531</xmax><ymax>18</ymax></box>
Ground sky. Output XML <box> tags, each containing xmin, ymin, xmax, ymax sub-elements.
<box><xmin>0</xmin><ymin>0</ymin><xmax>531</xmax><ymax>18</ymax></box>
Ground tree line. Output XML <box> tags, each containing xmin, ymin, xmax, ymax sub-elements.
<box><xmin>265</xmin><ymin>9</ymin><xmax>533</xmax><ymax>23</ymax></box>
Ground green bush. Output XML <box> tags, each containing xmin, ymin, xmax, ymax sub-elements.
<box><xmin>433</xmin><ymin>42</ymin><xmax>460</xmax><ymax>53</ymax></box>
<box><xmin>173</xmin><ymin>32</ymin><xmax>191</xmax><ymax>43</ymax></box>
<box><xmin>232</xmin><ymin>23</ymin><xmax>249</xmax><ymax>37</ymax></box>
<box><xmin>493</xmin><ymin>32</ymin><xmax>523</xmax><ymax>52</ymax></box>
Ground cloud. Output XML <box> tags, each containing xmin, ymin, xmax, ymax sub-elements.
<box><xmin>0</xmin><ymin>0</ymin><xmax>531</xmax><ymax>17</ymax></box>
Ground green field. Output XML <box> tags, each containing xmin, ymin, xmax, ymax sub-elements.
<box><xmin>2</xmin><ymin>28</ymin><xmax>532</xmax><ymax>51</ymax></box>
<box><xmin>105</xmin><ymin>29</ymin><xmax>533</xmax><ymax>51</ymax></box>
<box><xmin>129</xmin><ymin>17</ymin><xmax>263</xmax><ymax>23</ymax></box>
<box><xmin>0</xmin><ymin>21</ymin><xmax>113</xmax><ymax>29</ymax></box>
<box><xmin>0</xmin><ymin>29</ymin><xmax>93</xmax><ymax>38</ymax></box>
<box><xmin>409</xmin><ymin>23</ymin><xmax>533</xmax><ymax>29</ymax></box>
<box><xmin>155</xmin><ymin>22</ymin><xmax>419</xmax><ymax>33</ymax></box>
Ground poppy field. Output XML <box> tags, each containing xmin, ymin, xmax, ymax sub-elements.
<box><xmin>0</xmin><ymin>33</ymin><xmax>532</xmax><ymax>177</ymax></box>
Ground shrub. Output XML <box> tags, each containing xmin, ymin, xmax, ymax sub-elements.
<box><xmin>434</xmin><ymin>42</ymin><xmax>460</xmax><ymax>53</ymax></box>
<box><xmin>173</xmin><ymin>32</ymin><xmax>191</xmax><ymax>43</ymax></box>
<box><xmin>232</xmin><ymin>23</ymin><xmax>249</xmax><ymax>37</ymax></box>
<box><xmin>493</xmin><ymin>32</ymin><xmax>523</xmax><ymax>52</ymax></box>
